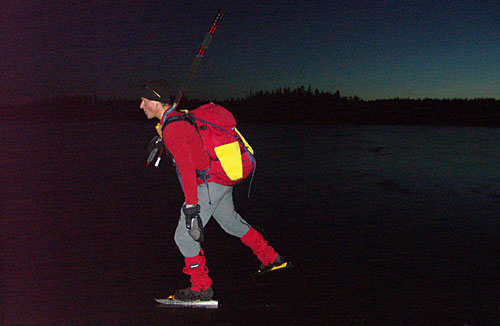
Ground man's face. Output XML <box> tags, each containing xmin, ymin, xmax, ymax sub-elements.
<box><xmin>140</xmin><ymin>97</ymin><xmax>157</xmax><ymax>119</ymax></box>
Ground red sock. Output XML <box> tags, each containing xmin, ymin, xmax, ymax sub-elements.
<box><xmin>183</xmin><ymin>248</ymin><xmax>213</xmax><ymax>291</ymax></box>
<box><xmin>240</xmin><ymin>227</ymin><xmax>278</xmax><ymax>265</ymax></box>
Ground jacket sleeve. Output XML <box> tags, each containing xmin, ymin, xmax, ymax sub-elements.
<box><xmin>163</xmin><ymin>122</ymin><xmax>199</xmax><ymax>205</ymax></box>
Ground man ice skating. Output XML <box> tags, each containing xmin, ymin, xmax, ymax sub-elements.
<box><xmin>140</xmin><ymin>79</ymin><xmax>290</xmax><ymax>301</ymax></box>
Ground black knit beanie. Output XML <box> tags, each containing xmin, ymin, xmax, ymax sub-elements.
<box><xmin>141</xmin><ymin>79</ymin><xmax>171</xmax><ymax>103</ymax></box>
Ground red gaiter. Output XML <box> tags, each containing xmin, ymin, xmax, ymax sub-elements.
<box><xmin>183</xmin><ymin>248</ymin><xmax>213</xmax><ymax>291</ymax></box>
<box><xmin>240</xmin><ymin>227</ymin><xmax>278</xmax><ymax>266</ymax></box>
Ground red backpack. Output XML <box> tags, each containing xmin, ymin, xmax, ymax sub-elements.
<box><xmin>162</xmin><ymin>102</ymin><xmax>256</xmax><ymax>186</ymax></box>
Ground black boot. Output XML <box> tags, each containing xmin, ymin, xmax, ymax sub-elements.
<box><xmin>258</xmin><ymin>254</ymin><xmax>291</xmax><ymax>274</ymax></box>
<box><xmin>174</xmin><ymin>286</ymin><xmax>214</xmax><ymax>301</ymax></box>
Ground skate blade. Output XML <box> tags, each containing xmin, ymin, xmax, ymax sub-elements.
<box><xmin>155</xmin><ymin>295</ymin><xmax>218</xmax><ymax>308</ymax></box>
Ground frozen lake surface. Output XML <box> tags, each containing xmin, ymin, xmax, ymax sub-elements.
<box><xmin>2</xmin><ymin>120</ymin><xmax>500</xmax><ymax>325</ymax></box>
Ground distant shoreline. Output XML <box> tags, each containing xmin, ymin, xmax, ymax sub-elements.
<box><xmin>2</xmin><ymin>87</ymin><xmax>500</xmax><ymax>127</ymax></box>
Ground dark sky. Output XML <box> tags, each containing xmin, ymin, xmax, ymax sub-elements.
<box><xmin>1</xmin><ymin>0</ymin><xmax>499</xmax><ymax>106</ymax></box>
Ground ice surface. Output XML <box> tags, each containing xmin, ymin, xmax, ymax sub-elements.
<box><xmin>2</xmin><ymin>121</ymin><xmax>499</xmax><ymax>324</ymax></box>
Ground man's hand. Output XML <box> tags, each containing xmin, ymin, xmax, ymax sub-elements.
<box><xmin>183</xmin><ymin>204</ymin><xmax>204</xmax><ymax>242</ymax></box>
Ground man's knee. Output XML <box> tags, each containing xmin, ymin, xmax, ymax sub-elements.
<box><xmin>174</xmin><ymin>222</ymin><xmax>200</xmax><ymax>257</ymax></box>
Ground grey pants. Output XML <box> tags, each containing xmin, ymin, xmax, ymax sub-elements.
<box><xmin>174</xmin><ymin>183</ymin><xmax>251</xmax><ymax>258</ymax></box>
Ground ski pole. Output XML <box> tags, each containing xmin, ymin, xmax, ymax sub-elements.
<box><xmin>171</xmin><ymin>9</ymin><xmax>226</xmax><ymax>111</ymax></box>
<box><xmin>151</xmin><ymin>9</ymin><xmax>226</xmax><ymax>167</ymax></box>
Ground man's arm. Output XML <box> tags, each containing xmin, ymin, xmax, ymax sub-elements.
<box><xmin>163</xmin><ymin>122</ymin><xmax>200</xmax><ymax>205</ymax></box>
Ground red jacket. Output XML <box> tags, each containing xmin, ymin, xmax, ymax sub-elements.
<box><xmin>161</xmin><ymin>107</ymin><xmax>232</xmax><ymax>205</ymax></box>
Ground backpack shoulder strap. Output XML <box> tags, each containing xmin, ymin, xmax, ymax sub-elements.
<box><xmin>161</xmin><ymin>112</ymin><xmax>195</xmax><ymax>131</ymax></box>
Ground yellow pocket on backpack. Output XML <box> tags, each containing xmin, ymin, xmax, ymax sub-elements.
<box><xmin>214</xmin><ymin>141</ymin><xmax>243</xmax><ymax>181</ymax></box>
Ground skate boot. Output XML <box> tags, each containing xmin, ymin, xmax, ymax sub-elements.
<box><xmin>173</xmin><ymin>286</ymin><xmax>214</xmax><ymax>301</ymax></box>
<box><xmin>257</xmin><ymin>254</ymin><xmax>292</xmax><ymax>275</ymax></box>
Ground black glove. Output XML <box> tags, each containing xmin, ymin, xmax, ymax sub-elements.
<box><xmin>183</xmin><ymin>204</ymin><xmax>204</xmax><ymax>242</ymax></box>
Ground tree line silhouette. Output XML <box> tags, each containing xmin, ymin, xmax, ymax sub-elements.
<box><xmin>219</xmin><ymin>86</ymin><xmax>500</xmax><ymax>126</ymax></box>
<box><xmin>3</xmin><ymin>86</ymin><xmax>500</xmax><ymax>126</ymax></box>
